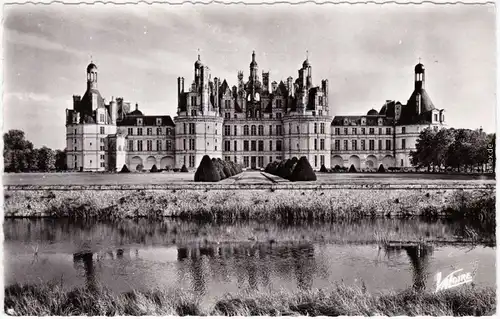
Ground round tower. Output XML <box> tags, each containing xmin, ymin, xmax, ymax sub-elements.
<box><xmin>414</xmin><ymin>62</ymin><xmax>425</xmax><ymax>90</ymax></box>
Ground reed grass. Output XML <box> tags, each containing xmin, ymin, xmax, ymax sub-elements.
<box><xmin>4</xmin><ymin>282</ymin><xmax>495</xmax><ymax>316</ymax></box>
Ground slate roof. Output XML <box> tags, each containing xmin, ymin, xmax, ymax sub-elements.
<box><xmin>117</xmin><ymin>115</ymin><xmax>175</xmax><ymax>127</ymax></box>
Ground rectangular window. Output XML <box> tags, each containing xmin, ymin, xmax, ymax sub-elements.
<box><xmin>189</xmin><ymin>123</ymin><xmax>195</xmax><ymax>134</ymax></box>
<box><xmin>276</xmin><ymin>125</ymin><xmax>282</xmax><ymax>135</ymax></box>
<box><xmin>191</xmin><ymin>96</ymin><xmax>196</xmax><ymax>106</ymax></box>
<box><xmin>269</xmin><ymin>156</ymin><xmax>273</xmax><ymax>163</ymax></box>
<box><xmin>244</xmin><ymin>125</ymin><xmax>249</xmax><ymax>136</ymax></box>
<box><xmin>269</xmin><ymin>125</ymin><xmax>273</xmax><ymax>136</ymax></box>
<box><xmin>100</xmin><ymin>145</ymin><xmax>105</xmax><ymax>151</ymax></box>
<box><xmin>434</xmin><ymin>114</ymin><xmax>438</xmax><ymax>121</ymax></box>
<box><xmin>320</xmin><ymin>155</ymin><xmax>325</xmax><ymax>166</ymax></box>
<box><xmin>189</xmin><ymin>155</ymin><xmax>195</xmax><ymax>168</ymax></box>
<box><xmin>320</xmin><ymin>138</ymin><xmax>325</xmax><ymax>151</ymax></box>
<box><xmin>244</xmin><ymin>140</ymin><xmax>249</xmax><ymax>151</ymax></box>
<box><xmin>402</xmin><ymin>127</ymin><xmax>406</xmax><ymax>134</ymax></box>
<box><xmin>191</xmin><ymin>110</ymin><xmax>197</xmax><ymax>116</ymax></box>
<box><xmin>318</xmin><ymin>96</ymin><xmax>323</xmax><ymax>106</ymax></box>
<box><xmin>258</xmin><ymin>140</ymin><xmax>264</xmax><ymax>151</ymax></box>
<box><xmin>352</xmin><ymin>128</ymin><xmax>357</xmax><ymax>135</ymax></box>
<box><xmin>314</xmin><ymin>123</ymin><xmax>318</xmax><ymax>134</ymax></box>
<box><xmin>251</xmin><ymin>141</ymin><xmax>256</xmax><ymax>151</ymax></box>
<box><xmin>183</xmin><ymin>123</ymin><xmax>187</xmax><ymax>134</ymax></box>
<box><xmin>166</xmin><ymin>128</ymin><xmax>172</xmax><ymax>136</ymax></box>
<box><xmin>386</xmin><ymin>140</ymin><xmax>391</xmax><ymax>150</ymax></box>
<box><xmin>344</xmin><ymin>140</ymin><xmax>348</xmax><ymax>150</ymax></box>
<box><xmin>276</xmin><ymin>140</ymin><xmax>282</xmax><ymax>151</ymax></box>
<box><xmin>100</xmin><ymin>162</ymin><xmax>105</xmax><ymax>168</ymax></box>
<box><xmin>157</xmin><ymin>127</ymin><xmax>162</xmax><ymax>135</ymax></box>
<box><xmin>100</xmin><ymin>114</ymin><xmax>105</xmax><ymax>122</ymax></box>
<box><xmin>335</xmin><ymin>128</ymin><xmax>340</xmax><ymax>135</ymax></box>
<box><xmin>269</xmin><ymin>140</ymin><xmax>273</xmax><ymax>151</ymax></box>
<box><xmin>244</xmin><ymin>156</ymin><xmax>249</xmax><ymax>168</ymax></box>
<box><xmin>137</xmin><ymin>128</ymin><xmax>143</xmax><ymax>136</ymax></box>
<box><xmin>378</xmin><ymin>128</ymin><xmax>382</xmax><ymax>135</ymax></box>
<box><xmin>320</xmin><ymin>123</ymin><xmax>325</xmax><ymax>134</ymax></box>
<box><xmin>258</xmin><ymin>125</ymin><xmax>264</xmax><ymax>136</ymax></box>
<box><xmin>344</xmin><ymin>128</ymin><xmax>348</xmax><ymax>135</ymax></box>
<box><xmin>147</xmin><ymin>140</ymin><xmax>152</xmax><ymax>151</ymax></box>
<box><xmin>100</xmin><ymin>154</ymin><xmax>105</xmax><ymax>160</ymax></box>
<box><xmin>234</xmin><ymin>156</ymin><xmax>237</xmax><ymax>163</ymax></box>
<box><xmin>276</xmin><ymin>100</ymin><xmax>282</xmax><ymax>108</ymax></box>
<box><xmin>369</xmin><ymin>140</ymin><xmax>375</xmax><ymax>151</ymax></box>
<box><xmin>386</xmin><ymin>128</ymin><xmax>392</xmax><ymax>135</ymax></box>
<box><xmin>314</xmin><ymin>155</ymin><xmax>318</xmax><ymax>167</ymax></box>
<box><xmin>225</xmin><ymin>100</ymin><xmax>231</xmax><ymax>109</ymax></box>
<box><xmin>137</xmin><ymin>140</ymin><xmax>143</xmax><ymax>151</ymax></box>
<box><xmin>234</xmin><ymin>140</ymin><xmax>238</xmax><ymax>151</ymax></box>
<box><xmin>402</xmin><ymin>139</ymin><xmax>406</xmax><ymax>149</ymax></box>
<box><xmin>269</xmin><ymin>114</ymin><xmax>273</xmax><ymax>119</ymax></box>
<box><xmin>224</xmin><ymin>125</ymin><xmax>231</xmax><ymax>136</ymax></box>
<box><xmin>157</xmin><ymin>140</ymin><xmax>162</xmax><ymax>151</ymax></box>
<box><xmin>361</xmin><ymin>128</ymin><xmax>366</xmax><ymax>135</ymax></box>
<box><xmin>378</xmin><ymin>140</ymin><xmax>382</xmax><ymax>150</ymax></box>
<box><xmin>166</xmin><ymin>140</ymin><xmax>172</xmax><ymax>151</ymax></box>
<box><xmin>334</xmin><ymin>140</ymin><xmax>340</xmax><ymax>151</ymax></box>
<box><xmin>224</xmin><ymin>140</ymin><xmax>231</xmax><ymax>151</ymax></box>
<box><xmin>147</xmin><ymin>128</ymin><xmax>152</xmax><ymax>135</ymax></box>
<box><xmin>225</xmin><ymin>156</ymin><xmax>231</xmax><ymax>162</ymax></box>
<box><xmin>100</xmin><ymin>127</ymin><xmax>105</xmax><ymax>134</ymax></box>
<box><xmin>352</xmin><ymin>140</ymin><xmax>357</xmax><ymax>151</ymax></box>
<box><xmin>234</xmin><ymin>126</ymin><xmax>237</xmax><ymax>136</ymax></box>
<box><xmin>314</xmin><ymin>139</ymin><xmax>318</xmax><ymax>150</ymax></box>
<box><xmin>183</xmin><ymin>139</ymin><xmax>186</xmax><ymax>150</ymax></box>
<box><xmin>369</xmin><ymin>128</ymin><xmax>374</xmax><ymax>135</ymax></box>
<box><xmin>258</xmin><ymin>156</ymin><xmax>264</xmax><ymax>168</ymax></box>
<box><xmin>189</xmin><ymin>139</ymin><xmax>195</xmax><ymax>150</ymax></box>
<box><xmin>361</xmin><ymin>140</ymin><xmax>366</xmax><ymax>151</ymax></box>
<box><xmin>128</xmin><ymin>140</ymin><xmax>134</xmax><ymax>151</ymax></box>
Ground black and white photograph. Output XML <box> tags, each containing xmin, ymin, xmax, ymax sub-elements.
<box><xmin>2</xmin><ymin>1</ymin><xmax>497</xmax><ymax>316</ymax></box>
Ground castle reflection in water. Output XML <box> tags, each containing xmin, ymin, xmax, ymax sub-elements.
<box><xmin>72</xmin><ymin>242</ymin><xmax>434</xmax><ymax>294</ymax></box>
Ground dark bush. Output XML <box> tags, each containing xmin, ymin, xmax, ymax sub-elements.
<box><xmin>180</xmin><ymin>164</ymin><xmax>188</xmax><ymax>172</ymax></box>
<box><xmin>150</xmin><ymin>164</ymin><xmax>158</xmax><ymax>173</ymax></box>
<box><xmin>289</xmin><ymin>156</ymin><xmax>317</xmax><ymax>182</ymax></box>
<box><xmin>119</xmin><ymin>164</ymin><xmax>130</xmax><ymax>173</ymax></box>
<box><xmin>222</xmin><ymin>161</ymin><xmax>232</xmax><ymax>177</ymax></box>
<box><xmin>320</xmin><ymin>164</ymin><xmax>328</xmax><ymax>173</ymax></box>
<box><xmin>348</xmin><ymin>165</ymin><xmax>357</xmax><ymax>173</ymax></box>
<box><xmin>194</xmin><ymin>155</ymin><xmax>221</xmax><ymax>182</ymax></box>
<box><xmin>173</xmin><ymin>168</ymin><xmax>180</xmax><ymax>172</ymax></box>
<box><xmin>212</xmin><ymin>158</ymin><xmax>225</xmax><ymax>180</ymax></box>
<box><xmin>136</xmin><ymin>164</ymin><xmax>144</xmax><ymax>172</ymax></box>
<box><xmin>164</xmin><ymin>166</ymin><xmax>170</xmax><ymax>172</ymax></box>
<box><xmin>377</xmin><ymin>164</ymin><xmax>386</xmax><ymax>173</ymax></box>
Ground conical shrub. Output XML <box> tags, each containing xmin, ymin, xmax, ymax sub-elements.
<box><xmin>181</xmin><ymin>164</ymin><xmax>188</xmax><ymax>172</ymax></box>
<box><xmin>320</xmin><ymin>164</ymin><xmax>328</xmax><ymax>173</ymax></box>
<box><xmin>348</xmin><ymin>164</ymin><xmax>357</xmax><ymax>173</ymax></box>
<box><xmin>119</xmin><ymin>164</ymin><xmax>130</xmax><ymax>173</ymax></box>
<box><xmin>290</xmin><ymin>156</ymin><xmax>317</xmax><ymax>181</ymax></box>
<box><xmin>282</xmin><ymin>157</ymin><xmax>299</xmax><ymax>179</ymax></box>
<box><xmin>377</xmin><ymin>164</ymin><xmax>386</xmax><ymax>173</ymax></box>
<box><xmin>194</xmin><ymin>155</ymin><xmax>221</xmax><ymax>182</ymax></box>
<box><xmin>150</xmin><ymin>164</ymin><xmax>158</xmax><ymax>173</ymax></box>
<box><xmin>213</xmin><ymin>158</ymin><xmax>226</xmax><ymax>180</ymax></box>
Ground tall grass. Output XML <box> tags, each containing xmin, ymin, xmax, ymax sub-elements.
<box><xmin>4</xmin><ymin>282</ymin><xmax>495</xmax><ymax>316</ymax></box>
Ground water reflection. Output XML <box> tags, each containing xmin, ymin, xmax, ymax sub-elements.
<box><xmin>176</xmin><ymin>243</ymin><xmax>316</xmax><ymax>294</ymax></box>
<box><xmin>384</xmin><ymin>243</ymin><xmax>433</xmax><ymax>291</ymax></box>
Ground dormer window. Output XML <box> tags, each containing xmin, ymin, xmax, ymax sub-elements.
<box><xmin>156</xmin><ymin>118</ymin><xmax>162</xmax><ymax>126</ymax></box>
<box><xmin>343</xmin><ymin>118</ymin><xmax>348</xmax><ymax>125</ymax></box>
<box><xmin>137</xmin><ymin>118</ymin><xmax>143</xmax><ymax>126</ymax></box>
<box><xmin>378</xmin><ymin>118</ymin><xmax>383</xmax><ymax>125</ymax></box>
<box><xmin>361</xmin><ymin>117</ymin><xmax>366</xmax><ymax>125</ymax></box>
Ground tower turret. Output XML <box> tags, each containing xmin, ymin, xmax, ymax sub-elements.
<box><xmin>87</xmin><ymin>61</ymin><xmax>98</xmax><ymax>90</ymax></box>
<box><xmin>414</xmin><ymin>61</ymin><xmax>425</xmax><ymax>90</ymax></box>
<box><xmin>249</xmin><ymin>51</ymin><xmax>258</xmax><ymax>81</ymax></box>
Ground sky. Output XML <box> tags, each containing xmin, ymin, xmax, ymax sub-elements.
<box><xmin>2</xmin><ymin>3</ymin><xmax>496</xmax><ymax>149</ymax></box>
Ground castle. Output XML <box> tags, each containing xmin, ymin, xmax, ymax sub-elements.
<box><xmin>65</xmin><ymin>52</ymin><xmax>446</xmax><ymax>172</ymax></box>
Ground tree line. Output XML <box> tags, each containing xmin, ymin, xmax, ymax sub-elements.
<box><xmin>410</xmin><ymin>127</ymin><xmax>495</xmax><ymax>173</ymax></box>
<box><xmin>3</xmin><ymin>129</ymin><xmax>67</xmax><ymax>172</ymax></box>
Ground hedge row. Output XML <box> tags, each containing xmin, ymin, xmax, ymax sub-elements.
<box><xmin>194</xmin><ymin>155</ymin><xmax>243</xmax><ymax>182</ymax></box>
<box><xmin>265</xmin><ymin>156</ymin><xmax>317</xmax><ymax>182</ymax></box>
<box><xmin>119</xmin><ymin>164</ymin><xmax>189</xmax><ymax>173</ymax></box>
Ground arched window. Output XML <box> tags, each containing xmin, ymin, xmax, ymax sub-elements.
<box><xmin>244</xmin><ymin>125</ymin><xmax>249</xmax><ymax>136</ymax></box>
<box><xmin>251</xmin><ymin>125</ymin><xmax>257</xmax><ymax>136</ymax></box>
<box><xmin>258</xmin><ymin>125</ymin><xmax>264</xmax><ymax>136</ymax></box>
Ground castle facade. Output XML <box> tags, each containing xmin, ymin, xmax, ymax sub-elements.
<box><xmin>65</xmin><ymin>53</ymin><xmax>445</xmax><ymax>172</ymax></box>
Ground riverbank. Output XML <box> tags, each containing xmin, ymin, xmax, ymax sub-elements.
<box><xmin>4</xmin><ymin>282</ymin><xmax>495</xmax><ymax>316</ymax></box>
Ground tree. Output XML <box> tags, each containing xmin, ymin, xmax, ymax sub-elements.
<box><xmin>289</xmin><ymin>156</ymin><xmax>317</xmax><ymax>181</ymax></box>
<box><xmin>3</xmin><ymin>129</ymin><xmax>34</xmax><ymax>172</ymax></box>
<box><xmin>410</xmin><ymin>128</ymin><xmax>436</xmax><ymax>171</ymax></box>
<box><xmin>55</xmin><ymin>149</ymin><xmax>67</xmax><ymax>171</ymax></box>
<box><xmin>36</xmin><ymin>147</ymin><xmax>56</xmax><ymax>172</ymax></box>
